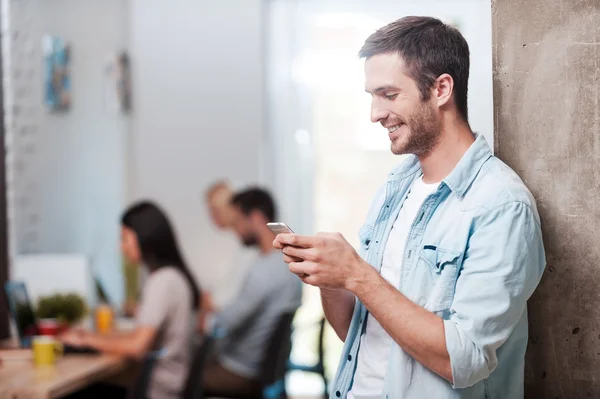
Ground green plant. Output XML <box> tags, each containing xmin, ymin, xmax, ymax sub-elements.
<box><xmin>36</xmin><ymin>293</ymin><xmax>88</xmax><ymax>324</ymax></box>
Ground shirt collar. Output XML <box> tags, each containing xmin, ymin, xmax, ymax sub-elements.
<box><xmin>387</xmin><ymin>134</ymin><xmax>493</xmax><ymax>198</ymax></box>
<box><xmin>442</xmin><ymin>134</ymin><xmax>493</xmax><ymax>198</ymax></box>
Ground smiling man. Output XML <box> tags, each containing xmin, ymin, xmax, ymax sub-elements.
<box><xmin>274</xmin><ymin>16</ymin><xmax>546</xmax><ymax>399</ymax></box>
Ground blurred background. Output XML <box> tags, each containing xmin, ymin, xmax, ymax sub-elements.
<box><xmin>1</xmin><ymin>0</ymin><xmax>492</xmax><ymax>396</ymax></box>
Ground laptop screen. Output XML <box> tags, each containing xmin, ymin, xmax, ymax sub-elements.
<box><xmin>4</xmin><ymin>282</ymin><xmax>38</xmax><ymax>347</ymax></box>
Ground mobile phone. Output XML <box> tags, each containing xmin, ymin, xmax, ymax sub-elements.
<box><xmin>267</xmin><ymin>222</ymin><xmax>294</xmax><ymax>235</ymax></box>
<box><xmin>268</xmin><ymin>223</ymin><xmax>303</xmax><ymax>265</ymax></box>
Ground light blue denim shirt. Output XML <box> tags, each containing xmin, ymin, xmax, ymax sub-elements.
<box><xmin>331</xmin><ymin>135</ymin><xmax>546</xmax><ymax>399</ymax></box>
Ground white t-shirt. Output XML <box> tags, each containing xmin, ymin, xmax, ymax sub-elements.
<box><xmin>348</xmin><ymin>176</ymin><xmax>439</xmax><ymax>399</ymax></box>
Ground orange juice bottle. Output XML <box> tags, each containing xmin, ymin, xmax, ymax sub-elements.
<box><xmin>95</xmin><ymin>304</ymin><xmax>114</xmax><ymax>333</ymax></box>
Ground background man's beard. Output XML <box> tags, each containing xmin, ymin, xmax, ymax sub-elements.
<box><xmin>242</xmin><ymin>234</ymin><xmax>258</xmax><ymax>247</ymax></box>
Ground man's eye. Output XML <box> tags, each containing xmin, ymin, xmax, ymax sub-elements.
<box><xmin>385</xmin><ymin>94</ymin><xmax>398</xmax><ymax>100</ymax></box>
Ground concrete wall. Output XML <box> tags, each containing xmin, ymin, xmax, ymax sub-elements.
<box><xmin>492</xmin><ymin>0</ymin><xmax>600</xmax><ymax>397</ymax></box>
<box><xmin>129</xmin><ymin>0</ymin><xmax>265</xmax><ymax>306</ymax></box>
<box><xmin>2</xmin><ymin>0</ymin><xmax>129</xmax><ymax>303</ymax></box>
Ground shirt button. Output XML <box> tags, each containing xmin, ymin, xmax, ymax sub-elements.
<box><xmin>348</xmin><ymin>354</ymin><xmax>352</xmax><ymax>361</ymax></box>
<box><xmin>336</xmin><ymin>391</ymin><xmax>341</xmax><ymax>397</ymax></box>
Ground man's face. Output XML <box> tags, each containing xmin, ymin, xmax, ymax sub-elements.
<box><xmin>365</xmin><ymin>53</ymin><xmax>441</xmax><ymax>157</ymax></box>
<box><xmin>231</xmin><ymin>208</ymin><xmax>259</xmax><ymax>247</ymax></box>
<box><xmin>207</xmin><ymin>188</ymin><xmax>235</xmax><ymax>230</ymax></box>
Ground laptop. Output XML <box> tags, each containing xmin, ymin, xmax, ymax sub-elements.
<box><xmin>4</xmin><ymin>281</ymin><xmax>38</xmax><ymax>348</ymax></box>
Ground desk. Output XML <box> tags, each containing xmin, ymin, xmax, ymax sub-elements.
<box><xmin>0</xmin><ymin>353</ymin><xmax>128</xmax><ymax>399</ymax></box>
<box><xmin>0</xmin><ymin>317</ymin><xmax>136</xmax><ymax>398</ymax></box>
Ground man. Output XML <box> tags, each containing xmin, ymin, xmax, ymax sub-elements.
<box><xmin>275</xmin><ymin>16</ymin><xmax>545</xmax><ymax>399</ymax></box>
<box><xmin>199</xmin><ymin>180</ymin><xmax>249</xmax><ymax>320</ymax></box>
<box><xmin>199</xmin><ymin>180</ymin><xmax>237</xmax><ymax>316</ymax></box>
<box><xmin>202</xmin><ymin>187</ymin><xmax>302</xmax><ymax>397</ymax></box>
<box><xmin>205</xmin><ymin>180</ymin><xmax>236</xmax><ymax>230</ymax></box>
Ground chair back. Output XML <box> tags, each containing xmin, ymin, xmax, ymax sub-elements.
<box><xmin>260</xmin><ymin>312</ymin><xmax>295</xmax><ymax>396</ymax></box>
<box><xmin>127</xmin><ymin>351</ymin><xmax>161</xmax><ymax>399</ymax></box>
<box><xmin>182</xmin><ymin>335</ymin><xmax>214</xmax><ymax>399</ymax></box>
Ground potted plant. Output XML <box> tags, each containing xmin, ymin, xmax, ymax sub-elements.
<box><xmin>36</xmin><ymin>293</ymin><xmax>88</xmax><ymax>335</ymax></box>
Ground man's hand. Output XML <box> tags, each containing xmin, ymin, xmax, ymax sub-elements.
<box><xmin>196</xmin><ymin>292</ymin><xmax>216</xmax><ymax>334</ymax></box>
<box><xmin>273</xmin><ymin>232</ymin><xmax>369</xmax><ymax>291</ymax></box>
<box><xmin>201</xmin><ymin>292</ymin><xmax>216</xmax><ymax>313</ymax></box>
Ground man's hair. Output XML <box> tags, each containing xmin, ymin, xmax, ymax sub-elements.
<box><xmin>205</xmin><ymin>180</ymin><xmax>231</xmax><ymax>199</ymax></box>
<box><xmin>359</xmin><ymin>16</ymin><xmax>470</xmax><ymax>122</ymax></box>
<box><xmin>231</xmin><ymin>187</ymin><xmax>277</xmax><ymax>223</ymax></box>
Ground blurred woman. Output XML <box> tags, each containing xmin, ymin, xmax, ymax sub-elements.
<box><xmin>61</xmin><ymin>201</ymin><xmax>201</xmax><ymax>399</ymax></box>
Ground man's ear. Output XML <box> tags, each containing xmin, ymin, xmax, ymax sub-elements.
<box><xmin>433</xmin><ymin>73</ymin><xmax>454</xmax><ymax>108</ymax></box>
<box><xmin>249</xmin><ymin>209</ymin><xmax>266</xmax><ymax>226</ymax></box>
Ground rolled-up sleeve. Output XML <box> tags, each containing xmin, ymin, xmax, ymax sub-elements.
<box><xmin>444</xmin><ymin>201</ymin><xmax>545</xmax><ymax>388</ymax></box>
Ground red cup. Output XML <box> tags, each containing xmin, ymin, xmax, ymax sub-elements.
<box><xmin>37</xmin><ymin>319</ymin><xmax>66</xmax><ymax>336</ymax></box>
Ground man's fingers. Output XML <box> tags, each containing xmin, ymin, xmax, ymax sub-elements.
<box><xmin>282</xmin><ymin>245</ymin><xmax>319</xmax><ymax>262</ymax></box>
<box><xmin>289</xmin><ymin>261</ymin><xmax>307</xmax><ymax>276</ymax></box>
<box><xmin>275</xmin><ymin>233</ymin><xmax>318</xmax><ymax>248</ymax></box>
<box><xmin>299</xmin><ymin>274</ymin><xmax>318</xmax><ymax>287</ymax></box>
<box><xmin>289</xmin><ymin>261</ymin><xmax>317</xmax><ymax>277</ymax></box>
<box><xmin>282</xmin><ymin>254</ymin><xmax>303</xmax><ymax>264</ymax></box>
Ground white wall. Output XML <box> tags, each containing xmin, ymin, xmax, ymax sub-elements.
<box><xmin>129</xmin><ymin>0</ymin><xmax>266</xmax><ymax>305</ymax></box>
<box><xmin>3</xmin><ymin>0</ymin><xmax>129</xmax><ymax>303</ymax></box>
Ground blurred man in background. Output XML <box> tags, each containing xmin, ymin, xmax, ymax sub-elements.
<box><xmin>200</xmin><ymin>187</ymin><xmax>302</xmax><ymax>397</ymax></box>
<box><xmin>198</xmin><ymin>180</ymin><xmax>242</xmax><ymax>325</ymax></box>
<box><xmin>205</xmin><ymin>180</ymin><xmax>236</xmax><ymax>230</ymax></box>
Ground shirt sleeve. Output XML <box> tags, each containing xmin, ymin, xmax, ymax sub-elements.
<box><xmin>443</xmin><ymin>201</ymin><xmax>546</xmax><ymax>388</ymax></box>
<box><xmin>136</xmin><ymin>270</ymin><xmax>174</xmax><ymax>328</ymax></box>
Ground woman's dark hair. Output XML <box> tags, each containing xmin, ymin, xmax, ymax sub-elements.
<box><xmin>121</xmin><ymin>201</ymin><xmax>201</xmax><ymax>309</ymax></box>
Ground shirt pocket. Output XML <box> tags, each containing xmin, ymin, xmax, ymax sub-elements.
<box><xmin>358</xmin><ymin>224</ymin><xmax>374</xmax><ymax>258</ymax></box>
<box><xmin>417</xmin><ymin>246</ymin><xmax>463</xmax><ymax>313</ymax></box>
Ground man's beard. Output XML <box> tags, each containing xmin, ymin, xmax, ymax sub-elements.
<box><xmin>241</xmin><ymin>233</ymin><xmax>258</xmax><ymax>247</ymax></box>
<box><xmin>390</xmin><ymin>102</ymin><xmax>441</xmax><ymax>157</ymax></box>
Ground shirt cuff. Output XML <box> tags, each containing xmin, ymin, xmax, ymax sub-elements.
<box><xmin>444</xmin><ymin>319</ymin><xmax>492</xmax><ymax>389</ymax></box>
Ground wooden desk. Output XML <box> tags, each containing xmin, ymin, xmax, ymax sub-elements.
<box><xmin>0</xmin><ymin>353</ymin><xmax>128</xmax><ymax>399</ymax></box>
<box><xmin>0</xmin><ymin>318</ymin><xmax>136</xmax><ymax>398</ymax></box>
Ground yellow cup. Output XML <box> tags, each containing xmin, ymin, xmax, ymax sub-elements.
<box><xmin>95</xmin><ymin>304</ymin><xmax>114</xmax><ymax>334</ymax></box>
<box><xmin>32</xmin><ymin>336</ymin><xmax>63</xmax><ymax>367</ymax></box>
